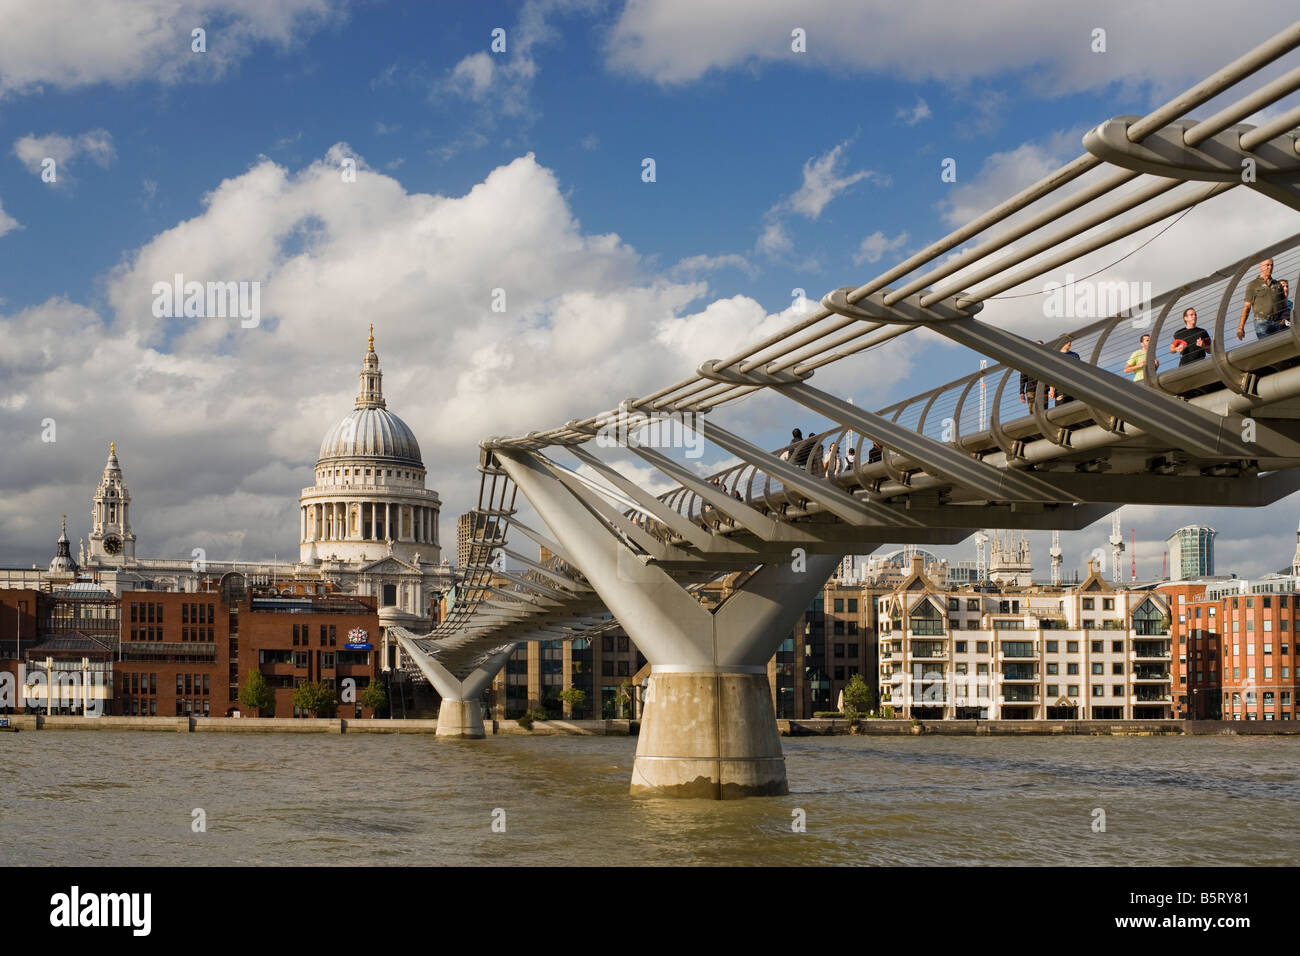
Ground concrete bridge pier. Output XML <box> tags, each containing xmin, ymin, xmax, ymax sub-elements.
<box><xmin>394</xmin><ymin>638</ymin><xmax>513</xmax><ymax>738</ymax></box>
<box><xmin>498</xmin><ymin>449</ymin><xmax>844</xmax><ymax>798</ymax></box>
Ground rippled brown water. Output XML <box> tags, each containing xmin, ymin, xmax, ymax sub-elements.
<box><xmin>1</xmin><ymin>732</ymin><xmax>1296</xmax><ymax>865</ymax></box>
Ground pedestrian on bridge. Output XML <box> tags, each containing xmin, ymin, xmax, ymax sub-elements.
<box><xmin>1124</xmin><ymin>333</ymin><xmax>1156</xmax><ymax>382</ymax></box>
<box><xmin>1171</xmin><ymin>308</ymin><xmax>1211</xmax><ymax>366</ymax></box>
<box><xmin>1019</xmin><ymin>340</ymin><xmax>1045</xmax><ymax>406</ymax></box>
<box><xmin>1236</xmin><ymin>257</ymin><xmax>1288</xmax><ymax>340</ymax></box>
<box><xmin>1048</xmin><ymin>337</ymin><xmax>1081</xmax><ymax>407</ymax></box>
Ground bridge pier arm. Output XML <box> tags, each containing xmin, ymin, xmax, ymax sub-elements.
<box><xmin>496</xmin><ymin>448</ymin><xmax>845</xmax><ymax>798</ymax></box>
<box><xmin>393</xmin><ymin>635</ymin><xmax>513</xmax><ymax>738</ymax></box>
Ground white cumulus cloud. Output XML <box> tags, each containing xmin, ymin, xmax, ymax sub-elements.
<box><xmin>0</xmin><ymin>0</ymin><xmax>343</xmax><ymax>98</ymax></box>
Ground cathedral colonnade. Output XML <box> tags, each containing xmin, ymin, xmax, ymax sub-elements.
<box><xmin>301</xmin><ymin>501</ymin><xmax>440</xmax><ymax>545</ymax></box>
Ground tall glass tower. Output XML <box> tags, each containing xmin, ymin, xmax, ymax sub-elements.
<box><xmin>1165</xmin><ymin>525</ymin><xmax>1216</xmax><ymax>580</ymax></box>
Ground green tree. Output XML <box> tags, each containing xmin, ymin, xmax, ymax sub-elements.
<box><xmin>843</xmin><ymin>673</ymin><xmax>874</xmax><ymax>712</ymax></box>
<box><xmin>292</xmin><ymin>680</ymin><xmax>337</xmax><ymax>718</ymax></box>
<box><xmin>840</xmin><ymin>674</ymin><xmax>874</xmax><ymax>732</ymax></box>
<box><xmin>238</xmin><ymin>669</ymin><xmax>275</xmax><ymax>717</ymax></box>
<box><xmin>557</xmin><ymin>687</ymin><xmax>586</xmax><ymax>716</ymax></box>
<box><xmin>359</xmin><ymin>677</ymin><xmax>387</xmax><ymax>714</ymax></box>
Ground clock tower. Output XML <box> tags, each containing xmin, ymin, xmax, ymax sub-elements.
<box><xmin>88</xmin><ymin>442</ymin><xmax>136</xmax><ymax>564</ymax></box>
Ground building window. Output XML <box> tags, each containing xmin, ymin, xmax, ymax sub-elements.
<box><xmin>1067</xmin><ymin>662</ymin><xmax>1079</xmax><ymax>675</ymax></box>
<box><xmin>1112</xmin><ymin>640</ymin><xmax>1123</xmax><ymax>653</ymax></box>
<box><xmin>1091</xmin><ymin>663</ymin><xmax>1103</xmax><ymax>675</ymax></box>
<box><xmin>1047</xmin><ymin>663</ymin><xmax>1058</xmax><ymax>675</ymax></box>
<box><xmin>1112</xmin><ymin>662</ymin><xmax>1124</xmax><ymax>675</ymax></box>
<box><xmin>1068</xmin><ymin>684</ymin><xmax>1079</xmax><ymax>696</ymax></box>
<box><xmin>976</xmin><ymin>641</ymin><xmax>989</xmax><ymax>654</ymax></box>
<box><xmin>1067</xmin><ymin>641</ymin><xmax>1079</xmax><ymax>653</ymax></box>
<box><xmin>1103</xmin><ymin>598</ymin><xmax>1114</xmax><ymax>611</ymax></box>
<box><xmin>1082</xmin><ymin>598</ymin><xmax>1094</xmax><ymax>610</ymax></box>
<box><xmin>1047</xmin><ymin>684</ymin><xmax>1059</xmax><ymax>697</ymax></box>
<box><xmin>1113</xmin><ymin>684</ymin><xmax>1123</xmax><ymax>697</ymax></box>
<box><xmin>955</xmin><ymin>641</ymin><xmax>967</xmax><ymax>653</ymax></box>
<box><xmin>1092</xmin><ymin>686</ymin><xmax>1103</xmax><ymax>697</ymax></box>
<box><xmin>1046</xmin><ymin>640</ymin><xmax>1058</xmax><ymax>653</ymax></box>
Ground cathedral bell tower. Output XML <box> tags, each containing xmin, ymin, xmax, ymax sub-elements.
<box><xmin>88</xmin><ymin>442</ymin><xmax>136</xmax><ymax>564</ymax></box>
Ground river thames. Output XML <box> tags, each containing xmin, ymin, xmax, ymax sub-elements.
<box><xmin>2</xmin><ymin>732</ymin><xmax>1296</xmax><ymax>866</ymax></box>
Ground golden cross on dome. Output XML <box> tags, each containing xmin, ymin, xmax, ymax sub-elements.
<box><xmin>368</xmin><ymin>324</ymin><xmax>374</xmax><ymax>351</ymax></box>
<box><xmin>110</xmin><ymin>441</ymin><xmax>115</xmax><ymax>456</ymax></box>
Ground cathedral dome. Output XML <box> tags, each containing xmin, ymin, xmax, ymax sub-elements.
<box><xmin>315</xmin><ymin>325</ymin><xmax>423</xmax><ymax>469</ymax></box>
<box><xmin>318</xmin><ymin>407</ymin><xmax>423</xmax><ymax>467</ymax></box>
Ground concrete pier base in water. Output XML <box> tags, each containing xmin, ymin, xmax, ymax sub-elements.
<box><xmin>631</xmin><ymin>670</ymin><xmax>787</xmax><ymax>799</ymax></box>
<box><xmin>435</xmin><ymin>699</ymin><xmax>485</xmax><ymax>738</ymax></box>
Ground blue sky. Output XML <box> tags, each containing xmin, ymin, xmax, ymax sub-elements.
<box><xmin>3</xmin><ymin>0</ymin><xmax>1300</xmax><ymax>579</ymax></box>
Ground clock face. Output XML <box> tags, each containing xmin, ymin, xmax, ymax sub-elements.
<box><xmin>104</xmin><ymin>536</ymin><xmax>122</xmax><ymax>555</ymax></box>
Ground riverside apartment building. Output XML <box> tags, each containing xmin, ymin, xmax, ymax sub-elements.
<box><xmin>878</xmin><ymin>556</ymin><xmax>1173</xmax><ymax>719</ymax></box>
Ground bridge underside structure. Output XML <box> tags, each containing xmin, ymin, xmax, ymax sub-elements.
<box><xmin>400</xmin><ymin>24</ymin><xmax>1300</xmax><ymax>796</ymax></box>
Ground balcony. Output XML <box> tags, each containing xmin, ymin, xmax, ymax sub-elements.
<box><xmin>1133</xmin><ymin>692</ymin><xmax>1171</xmax><ymax>703</ymax></box>
<box><xmin>1001</xmin><ymin>665</ymin><xmax>1037</xmax><ymax>681</ymax></box>
<box><xmin>1132</xmin><ymin>668</ymin><xmax>1170</xmax><ymax>681</ymax></box>
<box><xmin>1038</xmin><ymin>618</ymin><xmax>1070</xmax><ymax>630</ymax></box>
<box><xmin>1132</xmin><ymin>646</ymin><xmax>1171</xmax><ymax>661</ymax></box>
<box><xmin>1000</xmin><ymin>691</ymin><xmax>1039</xmax><ymax>704</ymax></box>
<box><xmin>909</xmin><ymin>642</ymin><xmax>947</xmax><ymax>659</ymax></box>
<box><xmin>909</xmin><ymin>623</ymin><xmax>946</xmax><ymax>637</ymax></box>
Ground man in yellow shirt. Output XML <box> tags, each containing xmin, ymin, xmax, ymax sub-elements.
<box><xmin>1123</xmin><ymin>333</ymin><xmax>1156</xmax><ymax>382</ymax></box>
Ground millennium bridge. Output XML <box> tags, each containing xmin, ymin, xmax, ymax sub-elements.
<box><xmin>393</xmin><ymin>22</ymin><xmax>1300</xmax><ymax>798</ymax></box>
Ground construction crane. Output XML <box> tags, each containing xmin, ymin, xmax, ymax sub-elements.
<box><xmin>1050</xmin><ymin>530</ymin><xmax>1062</xmax><ymax>586</ymax></box>
<box><xmin>1109</xmin><ymin>512</ymin><xmax>1125</xmax><ymax>585</ymax></box>
<box><xmin>1130</xmin><ymin>528</ymin><xmax>1137</xmax><ymax>582</ymax></box>
<box><xmin>975</xmin><ymin>530</ymin><xmax>989</xmax><ymax>583</ymax></box>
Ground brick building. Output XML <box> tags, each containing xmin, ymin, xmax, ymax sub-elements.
<box><xmin>2</xmin><ymin>574</ymin><xmax>381</xmax><ymax>718</ymax></box>
<box><xmin>1160</xmin><ymin>575</ymin><xmax>1300</xmax><ymax>721</ymax></box>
